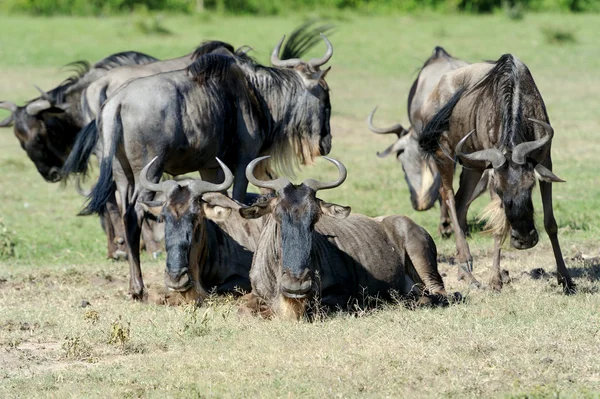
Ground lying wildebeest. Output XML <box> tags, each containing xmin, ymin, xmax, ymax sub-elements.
<box><xmin>418</xmin><ymin>54</ymin><xmax>574</xmax><ymax>293</ymax></box>
<box><xmin>138</xmin><ymin>157</ymin><xmax>263</xmax><ymax>305</ymax></box>
<box><xmin>367</xmin><ymin>46</ymin><xmax>470</xmax><ymax>237</ymax></box>
<box><xmin>72</xmin><ymin>33</ymin><xmax>334</xmax><ymax>300</ymax></box>
<box><xmin>0</xmin><ymin>51</ymin><xmax>158</xmax><ymax>182</ymax></box>
<box><xmin>238</xmin><ymin>156</ymin><xmax>450</xmax><ymax>320</ymax></box>
<box><xmin>0</xmin><ymin>51</ymin><xmax>160</xmax><ymax>259</ymax></box>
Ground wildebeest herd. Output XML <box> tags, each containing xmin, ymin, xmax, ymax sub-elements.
<box><xmin>0</xmin><ymin>20</ymin><xmax>574</xmax><ymax>320</ymax></box>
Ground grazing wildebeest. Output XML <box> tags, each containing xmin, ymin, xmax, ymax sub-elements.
<box><xmin>238</xmin><ymin>156</ymin><xmax>450</xmax><ymax>320</ymax></box>
<box><xmin>72</xmin><ymin>33</ymin><xmax>335</xmax><ymax>300</ymax></box>
<box><xmin>417</xmin><ymin>54</ymin><xmax>573</xmax><ymax>293</ymax></box>
<box><xmin>0</xmin><ymin>51</ymin><xmax>158</xmax><ymax>182</ymax></box>
<box><xmin>0</xmin><ymin>51</ymin><xmax>159</xmax><ymax>259</ymax></box>
<box><xmin>137</xmin><ymin>157</ymin><xmax>263</xmax><ymax>305</ymax></box>
<box><xmin>367</xmin><ymin>46</ymin><xmax>470</xmax><ymax>236</ymax></box>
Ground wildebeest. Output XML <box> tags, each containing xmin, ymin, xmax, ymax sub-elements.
<box><xmin>79</xmin><ymin>41</ymin><xmax>238</xmax><ymax>125</ymax></box>
<box><xmin>0</xmin><ymin>51</ymin><xmax>160</xmax><ymax>259</ymax></box>
<box><xmin>238</xmin><ymin>156</ymin><xmax>450</xmax><ymax>320</ymax></box>
<box><xmin>138</xmin><ymin>157</ymin><xmax>263</xmax><ymax>304</ymax></box>
<box><xmin>0</xmin><ymin>51</ymin><xmax>158</xmax><ymax>182</ymax></box>
<box><xmin>417</xmin><ymin>54</ymin><xmax>574</xmax><ymax>292</ymax></box>
<box><xmin>367</xmin><ymin>46</ymin><xmax>470</xmax><ymax>236</ymax></box>
<box><xmin>71</xmin><ymin>33</ymin><xmax>334</xmax><ymax>299</ymax></box>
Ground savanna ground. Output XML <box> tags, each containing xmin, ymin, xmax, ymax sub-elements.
<box><xmin>0</xmin><ymin>12</ymin><xmax>600</xmax><ymax>398</ymax></box>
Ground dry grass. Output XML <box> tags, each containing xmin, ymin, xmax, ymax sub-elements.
<box><xmin>1</xmin><ymin>13</ymin><xmax>600</xmax><ymax>398</ymax></box>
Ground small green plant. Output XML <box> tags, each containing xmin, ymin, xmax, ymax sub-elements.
<box><xmin>84</xmin><ymin>310</ymin><xmax>100</xmax><ymax>325</ymax></box>
<box><xmin>503</xmin><ymin>0</ymin><xmax>524</xmax><ymax>20</ymax></box>
<box><xmin>182</xmin><ymin>303</ymin><xmax>213</xmax><ymax>337</ymax></box>
<box><xmin>108</xmin><ymin>316</ymin><xmax>131</xmax><ymax>349</ymax></box>
<box><xmin>541</xmin><ymin>25</ymin><xmax>577</xmax><ymax>45</ymax></box>
<box><xmin>62</xmin><ymin>335</ymin><xmax>95</xmax><ymax>362</ymax></box>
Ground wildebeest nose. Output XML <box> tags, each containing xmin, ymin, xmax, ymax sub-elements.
<box><xmin>280</xmin><ymin>269</ymin><xmax>312</xmax><ymax>298</ymax></box>
<box><xmin>48</xmin><ymin>167</ymin><xmax>61</xmax><ymax>182</ymax></box>
<box><xmin>166</xmin><ymin>267</ymin><xmax>188</xmax><ymax>281</ymax></box>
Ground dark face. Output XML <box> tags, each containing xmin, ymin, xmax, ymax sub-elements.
<box><xmin>147</xmin><ymin>187</ymin><xmax>201</xmax><ymax>291</ymax></box>
<box><xmin>494</xmin><ymin>161</ymin><xmax>538</xmax><ymax>249</ymax></box>
<box><xmin>241</xmin><ymin>184</ymin><xmax>350</xmax><ymax>299</ymax></box>
<box><xmin>13</xmin><ymin>106</ymin><xmax>74</xmax><ymax>182</ymax></box>
<box><xmin>398</xmin><ymin>135</ymin><xmax>441</xmax><ymax>211</ymax></box>
<box><xmin>303</xmin><ymin>74</ymin><xmax>332</xmax><ymax>158</ymax></box>
<box><xmin>276</xmin><ymin>185</ymin><xmax>321</xmax><ymax>299</ymax></box>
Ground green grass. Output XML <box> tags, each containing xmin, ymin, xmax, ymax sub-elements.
<box><xmin>1</xmin><ymin>13</ymin><xmax>600</xmax><ymax>398</ymax></box>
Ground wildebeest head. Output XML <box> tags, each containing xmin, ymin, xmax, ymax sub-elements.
<box><xmin>367</xmin><ymin>108</ymin><xmax>440</xmax><ymax>211</ymax></box>
<box><xmin>139</xmin><ymin>157</ymin><xmax>234</xmax><ymax>292</ymax></box>
<box><xmin>1</xmin><ymin>95</ymin><xmax>73</xmax><ymax>182</ymax></box>
<box><xmin>456</xmin><ymin>119</ymin><xmax>564</xmax><ymax>250</ymax></box>
<box><xmin>240</xmin><ymin>156</ymin><xmax>349</xmax><ymax>300</ymax></box>
<box><xmin>270</xmin><ymin>34</ymin><xmax>333</xmax><ymax>162</ymax></box>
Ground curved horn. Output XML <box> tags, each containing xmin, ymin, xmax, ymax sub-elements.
<box><xmin>308</xmin><ymin>34</ymin><xmax>333</xmax><ymax>68</ymax></box>
<box><xmin>0</xmin><ymin>101</ymin><xmax>17</xmax><ymax>113</ymax></box>
<box><xmin>246</xmin><ymin>156</ymin><xmax>291</xmax><ymax>192</ymax></box>
<box><xmin>187</xmin><ymin>158</ymin><xmax>234</xmax><ymax>196</ymax></box>
<box><xmin>511</xmin><ymin>118</ymin><xmax>554</xmax><ymax>165</ymax></box>
<box><xmin>34</xmin><ymin>84</ymin><xmax>53</xmax><ymax>102</ymax></box>
<box><xmin>25</xmin><ymin>99</ymin><xmax>52</xmax><ymax>116</ymax></box>
<box><xmin>0</xmin><ymin>101</ymin><xmax>17</xmax><ymax>127</ymax></box>
<box><xmin>271</xmin><ymin>36</ymin><xmax>303</xmax><ymax>68</ymax></box>
<box><xmin>302</xmin><ymin>156</ymin><xmax>347</xmax><ymax>192</ymax></box>
<box><xmin>367</xmin><ymin>107</ymin><xmax>407</xmax><ymax>136</ymax></box>
<box><xmin>456</xmin><ymin>130</ymin><xmax>506</xmax><ymax>169</ymax></box>
<box><xmin>139</xmin><ymin>157</ymin><xmax>177</xmax><ymax>193</ymax></box>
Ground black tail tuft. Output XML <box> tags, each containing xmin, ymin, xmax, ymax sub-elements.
<box><xmin>79</xmin><ymin>158</ymin><xmax>114</xmax><ymax>216</ymax></box>
<box><xmin>418</xmin><ymin>87</ymin><xmax>465</xmax><ymax>157</ymax></box>
<box><xmin>61</xmin><ymin>121</ymin><xmax>99</xmax><ymax>180</ymax></box>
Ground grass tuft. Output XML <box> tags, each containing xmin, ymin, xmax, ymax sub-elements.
<box><xmin>541</xmin><ymin>25</ymin><xmax>577</xmax><ymax>44</ymax></box>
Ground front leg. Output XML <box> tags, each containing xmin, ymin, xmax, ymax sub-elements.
<box><xmin>438</xmin><ymin>162</ymin><xmax>480</xmax><ymax>288</ymax></box>
<box><xmin>539</xmin><ymin>180</ymin><xmax>575</xmax><ymax>293</ymax></box>
<box><xmin>232</xmin><ymin>160</ymin><xmax>251</xmax><ymax>203</ymax></box>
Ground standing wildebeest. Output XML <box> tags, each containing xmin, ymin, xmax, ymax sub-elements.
<box><xmin>79</xmin><ymin>41</ymin><xmax>237</xmax><ymax>125</ymax></box>
<box><xmin>418</xmin><ymin>54</ymin><xmax>573</xmax><ymax>292</ymax></box>
<box><xmin>74</xmin><ymin>34</ymin><xmax>335</xmax><ymax>300</ymax></box>
<box><xmin>137</xmin><ymin>157</ymin><xmax>263</xmax><ymax>305</ymax></box>
<box><xmin>367</xmin><ymin>46</ymin><xmax>470</xmax><ymax>236</ymax></box>
<box><xmin>238</xmin><ymin>156</ymin><xmax>450</xmax><ymax>320</ymax></box>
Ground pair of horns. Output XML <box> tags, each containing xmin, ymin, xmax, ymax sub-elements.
<box><xmin>367</xmin><ymin>106</ymin><xmax>411</xmax><ymax>158</ymax></box>
<box><xmin>0</xmin><ymin>85</ymin><xmax>56</xmax><ymax>126</ymax></box>
<box><xmin>271</xmin><ymin>33</ymin><xmax>333</xmax><ymax>69</ymax></box>
<box><xmin>246</xmin><ymin>156</ymin><xmax>346</xmax><ymax>193</ymax></box>
<box><xmin>456</xmin><ymin>118</ymin><xmax>554</xmax><ymax>168</ymax></box>
<box><xmin>139</xmin><ymin>157</ymin><xmax>234</xmax><ymax>196</ymax></box>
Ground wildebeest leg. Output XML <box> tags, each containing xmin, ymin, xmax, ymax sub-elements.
<box><xmin>539</xmin><ymin>180</ymin><xmax>575</xmax><ymax>293</ymax></box>
<box><xmin>454</xmin><ymin>168</ymin><xmax>483</xmax><ymax>235</ymax></box>
<box><xmin>489</xmin><ymin>189</ymin><xmax>504</xmax><ymax>291</ymax></box>
<box><xmin>106</xmin><ymin>192</ymin><xmax>127</xmax><ymax>260</ymax></box>
<box><xmin>439</xmin><ymin>161</ymin><xmax>480</xmax><ymax>287</ymax></box>
<box><xmin>438</xmin><ymin>195</ymin><xmax>452</xmax><ymax>239</ymax></box>
<box><xmin>114</xmin><ymin>164</ymin><xmax>146</xmax><ymax>300</ymax></box>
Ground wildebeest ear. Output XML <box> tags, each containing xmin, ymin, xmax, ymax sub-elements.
<box><xmin>140</xmin><ymin>201</ymin><xmax>164</xmax><ymax>220</ymax></box>
<box><xmin>534</xmin><ymin>164</ymin><xmax>565</xmax><ymax>183</ymax></box>
<box><xmin>468</xmin><ymin>169</ymin><xmax>492</xmax><ymax>204</ymax></box>
<box><xmin>202</xmin><ymin>203</ymin><xmax>233</xmax><ymax>222</ymax></box>
<box><xmin>319</xmin><ymin>201</ymin><xmax>351</xmax><ymax>219</ymax></box>
<box><xmin>238</xmin><ymin>199</ymin><xmax>275</xmax><ymax>219</ymax></box>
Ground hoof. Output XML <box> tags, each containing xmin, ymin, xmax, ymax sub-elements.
<box><xmin>561</xmin><ymin>279</ymin><xmax>577</xmax><ymax>295</ymax></box>
<box><xmin>438</xmin><ymin>222</ymin><xmax>453</xmax><ymax>239</ymax></box>
<box><xmin>457</xmin><ymin>263</ymin><xmax>481</xmax><ymax>288</ymax></box>
<box><xmin>489</xmin><ymin>278</ymin><xmax>503</xmax><ymax>292</ymax></box>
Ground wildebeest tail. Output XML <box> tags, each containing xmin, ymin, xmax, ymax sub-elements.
<box><xmin>79</xmin><ymin>106</ymin><xmax>121</xmax><ymax>216</ymax></box>
<box><xmin>418</xmin><ymin>87</ymin><xmax>465</xmax><ymax>157</ymax></box>
<box><xmin>61</xmin><ymin>120</ymin><xmax>98</xmax><ymax>179</ymax></box>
